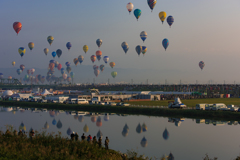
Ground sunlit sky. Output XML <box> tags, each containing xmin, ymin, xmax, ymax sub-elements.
<box><xmin>1</xmin><ymin>0</ymin><xmax>240</xmax><ymax>84</ymax></box>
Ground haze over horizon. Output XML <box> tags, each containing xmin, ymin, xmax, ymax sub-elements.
<box><xmin>1</xmin><ymin>0</ymin><xmax>240</xmax><ymax>84</ymax></box>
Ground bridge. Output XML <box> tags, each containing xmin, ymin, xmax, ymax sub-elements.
<box><xmin>0</xmin><ymin>79</ymin><xmax>22</xmax><ymax>85</ymax></box>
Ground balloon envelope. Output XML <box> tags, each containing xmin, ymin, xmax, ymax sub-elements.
<box><xmin>100</xmin><ymin>64</ymin><xmax>105</xmax><ymax>72</ymax></box>
<box><xmin>163</xmin><ymin>128</ymin><xmax>169</xmax><ymax>140</ymax></box>
<box><xmin>140</xmin><ymin>31</ymin><xmax>147</xmax><ymax>42</ymax></box>
<box><xmin>28</xmin><ymin>42</ymin><xmax>34</xmax><ymax>50</ymax></box>
<box><xmin>12</xmin><ymin>61</ymin><xmax>15</xmax><ymax>66</ymax></box>
<box><xmin>83</xmin><ymin>45</ymin><xmax>88</xmax><ymax>53</ymax></box>
<box><xmin>44</xmin><ymin>48</ymin><xmax>49</xmax><ymax>55</ymax></box>
<box><xmin>78</xmin><ymin>55</ymin><xmax>84</xmax><ymax>64</ymax></box>
<box><xmin>66</xmin><ymin>42</ymin><xmax>72</xmax><ymax>50</ymax></box>
<box><xmin>94</xmin><ymin>69</ymin><xmax>100</xmax><ymax>77</ymax></box>
<box><xmin>96</xmin><ymin>39</ymin><xmax>102</xmax><ymax>48</ymax></box>
<box><xmin>13</xmin><ymin>22</ymin><xmax>22</xmax><ymax>35</ymax></box>
<box><xmin>147</xmin><ymin>0</ymin><xmax>157</xmax><ymax>11</ymax></box>
<box><xmin>167</xmin><ymin>16</ymin><xmax>174</xmax><ymax>27</ymax></box>
<box><xmin>162</xmin><ymin>39</ymin><xmax>169</xmax><ymax>51</ymax></box>
<box><xmin>56</xmin><ymin>49</ymin><xmax>62</xmax><ymax>58</ymax></box>
<box><xmin>109</xmin><ymin>62</ymin><xmax>115</xmax><ymax>68</ymax></box>
<box><xmin>199</xmin><ymin>61</ymin><xmax>205</xmax><ymax>70</ymax></box>
<box><xmin>159</xmin><ymin>11</ymin><xmax>167</xmax><ymax>23</ymax></box>
<box><xmin>134</xmin><ymin>9</ymin><xmax>141</xmax><ymax>20</ymax></box>
<box><xmin>121</xmin><ymin>42</ymin><xmax>129</xmax><ymax>54</ymax></box>
<box><xmin>103</xmin><ymin>56</ymin><xmax>109</xmax><ymax>64</ymax></box>
<box><xmin>47</xmin><ymin>36</ymin><xmax>54</xmax><ymax>46</ymax></box>
<box><xmin>135</xmin><ymin>45</ymin><xmax>142</xmax><ymax>56</ymax></box>
<box><xmin>18</xmin><ymin>47</ymin><xmax>26</xmax><ymax>57</ymax></box>
<box><xmin>142</xmin><ymin>46</ymin><xmax>147</xmax><ymax>55</ymax></box>
<box><xmin>111</xmin><ymin>71</ymin><xmax>117</xmax><ymax>78</ymax></box>
<box><xmin>52</xmin><ymin>51</ymin><xmax>56</xmax><ymax>58</ymax></box>
<box><xmin>90</xmin><ymin>55</ymin><xmax>96</xmax><ymax>63</ymax></box>
<box><xmin>126</xmin><ymin>2</ymin><xmax>134</xmax><ymax>13</ymax></box>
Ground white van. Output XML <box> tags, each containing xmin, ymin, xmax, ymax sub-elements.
<box><xmin>195</xmin><ymin>104</ymin><xmax>208</xmax><ymax>110</ymax></box>
<box><xmin>212</xmin><ymin>103</ymin><xmax>227</xmax><ymax>111</ymax></box>
<box><xmin>77</xmin><ymin>99</ymin><xmax>89</xmax><ymax>104</ymax></box>
<box><xmin>205</xmin><ymin>104</ymin><xmax>213</xmax><ymax>110</ymax></box>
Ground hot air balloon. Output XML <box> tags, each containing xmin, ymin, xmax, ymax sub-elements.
<box><xmin>62</xmin><ymin>73</ymin><xmax>67</xmax><ymax>80</ymax></box>
<box><xmin>44</xmin><ymin>122</ymin><xmax>49</xmax><ymax>129</ymax></box>
<box><xmin>135</xmin><ymin>45</ymin><xmax>142</xmax><ymax>56</ymax></box>
<box><xmin>91</xmin><ymin>116</ymin><xmax>97</xmax><ymax>122</ymax></box>
<box><xmin>13</xmin><ymin>22</ymin><xmax>22</xmax><ymax>35</ymax></box>
<box><xmin>78</xmin><ymin>55</ymin><xmax>84</xmax><ymax>64</ymax></box>
<box><xmin>121</xmin><ymin>42</ymin><xmax>129</xmax><ymax>54</ymax></box>
<box><xmin>8</xmin><ymin>76</ymin><xmax>12</xmax><ymax>80</ymax></box>
<box><xmin>136</xmin><ymin>123</ymin><xmax>142</xmax><ymax>134</ymax></box>
<box><xmin>111</xmin><ymin>71</ymin><xmax>117</xmax><ymax>78</ymax></box>
<box><xmin>162</xmin><ymin>38</ymin><xmax>169</xmax><ymax>51</ymax></box>
<box><xmin>147</xmin><ymin>0</ymin><xmax>157</xmax><ymax>12</ymax></box>
<box><xmin>12</xmin><ymin>61</ymin><xmax>15</xmax><ymax>66</ymax></box>
<box><xmin>140</xmin><ymin>136</ymin><xmax>148</xmax><ymax>147</ymax></box>
<box><xmin>16</xmin><ymin>69</ymin><xmax>22</xmax><ymax>75</ymax></box>
<box><xmin>19</xmin><ymin>122</ymin><xmax>26</xmax><ymax>132</ymax></box>
<box><xmin>163</xmin><ymin>128</ymin><xmax>169</xmax><ymax>140</ymax></box>
<box><xmin>78</xmin><ymin>116</ymin><xmax>84</xmax><ymax>122</ymax></box>
<box><xmin>47</xmin><ymin>36</ymin><xmax>54</xmax><ymax>46</ymax></box>
<box><xmin>134</xmin><ymin>9</ymin><xmax>141</xmax><ymax>21</ymax></box>
<box><xmin>49</xmin><ymin>63</ymin><xmax>55</xmax><ymax>71</ymax></box>
<box><xmin>61</xmin><ymin>68</ymin><xmax>65</xmax><ymax>74</ymax></box>
<box><xmin>44</xmin><ymin>48</ymin><xmax>49</xmax><ymax>56</ymax></box>
<box><xmin>140</xmin><ymin>31</ymin><xmax>147</xmax><ymax>42</ymax></box>
<box><xmin>28</xmin><ymin>42</ymin><xmax>34</xmax><ymax>50</ymax></box>
<box><xmin>126</xmin><ymin>2</ymin><xmax>134</xmax><ymax>14</ymax></box>
<box><xmin>90</xmin><ymin>55</ymin><xmax>96</xmax><ymax>63</ymax></box>
<box><xmin>70</xmin><ymin>72</ymin><xmax>74</xmax><ymax>79</ymax></box>
<box><xmin>49</xmin><ymin>111</ymin><xmax>55</xmax><ymax>117</ymax></box>
<box><xmin>103</xmin><ymin>56</ymin><xmax>109</xmax><ymax>64</ymax></box>
<box><xmin>66</xmin><ymin>42</ymin><xmax>72</xmax><ymax>50</ymax></box>
<box><xmin>41</xmin><ymin>76</ymin><xmax>45</xmax><ymax>83</ymax></box>
<box><xmin>96</xmin><ymin>50</ymin><xmax>102</xmax><ymax>61</ymax></box>
<box><xmin>83</xmin><ymin>124</ymin><xmax>89</xmax><ymax>132</ymax></box>
<box><xmin>142</xmin><ymin>46</ymin><xmax>147</xmax><ymax>55</ymax></box>
<box><xmin>96</xmin><ymin>39</ymin><xmax>102</xmax><ymax>48</ymax></box>
<box><xmin>66</xmin><ymin>66</ymin><xmax>71</xmax><ymax>73</ymax></box>
<box><xmin>57</xmin><ymin>64</ymin><xmax>62</xmax><ymax>70</ymax></box>
<box><xmin>97</xmin><ymin>130</ymin><xmax>103</xmax><ymax>138</ymax></box>
<box><xmin>96</xmin><ymin>116</ymin><xmax>102</xmax><ymax>127</ymax></box>
<box><xmin>199</xmin><ymin>61</ymin><xmax>205</xmax><ymax>70</ymax></box>
<box><xmin>83</xmin><ymin>45</ymin><xmax>88</xmax><ymax>53</ymax></box>
<box><xmin>54</xmin><ymin>61</ymin><xmax>59</xmax><ymax>68</ymax></box>
<box><xmin>27</xmin><ymin>69</ymin><xmax>31</xmax><ymax>75</ymax></box>
<box><xmin>109</xmin><ymin>62</ymin><xmax>115</xmax><ymax>68</ymax></box>
<box><xmin>94</xmin><ymin>69</ymin><xmax>100</xmax><ymax>77</ymax></box>
<box><xmin>142</xmin><ymin>123</ymin><xmax>148</xmax><ymax>132</ymax></box>
<box><xmin>93</xmin><ymin>65</ymin><xmax>98</xmax><ymax>70</ymax></box>
<box><xmin>159</xmin><ymin>11</ymin><xmax>167</xmax><ymax>24</ymax></box>
<box><xmin>0</xmin><ymin>73</ymin><xmax>3</xmax><ymax>79</ymax></box>
<box><xmin>67</xmin><ymin>127</ymin><xmax>72</xmax><ymax>135</ymax></box>
<box><xmin>50</xmin><ymin>60</ymin><xmax>55</xmax><ymax>64</ymax></box>
<box><xmin>18</xmin><ymin>47</ymin><xmax>26</xmax><ymax>58</ymax></box>
<box><xmin>31</xmin><ymin>68</ymin><xmax>35</xmax><ymax>75</ymax></box>
<box><xmin>73</xmin><ymin>58</ymin><xmax>79</xmax><ymax>66</ymax></box>
<box><xmin>52</xmin><ymin>51</ymin><xmax>56</xmax><ymax>58</ymax></box>
<box><xmin>20</xmin><ymin>64</ymin><xmax>25</xmax><ymax>71</ymax></box>
<box><xmin>100</xmin><ymin>64</ymin><xmax>105</xmax><ymax>72</ymax></box>
<box><xmin>167</xmin><ymin>16</ymin><xmax>174</xmax><ymax>28</ymax></box>
<box><xmin>56</xmin><ymin>49</ymin><xmax>62</xmax><ymax>58</ymax></box>
<box><xmin>65</xmin><ymin>62</ymin><xmax>70</xmax><ymax>67</ymax></box>
<box><xmin>37</xmin><ymin>75</ymin><xmax>41</xmax><ymax>81</ymax></box>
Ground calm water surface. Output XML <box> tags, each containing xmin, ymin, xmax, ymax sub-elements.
<box><xmin>0</xmin><ymin>106</ymin><xmax>240</xmax><ymax>160</ymax></box>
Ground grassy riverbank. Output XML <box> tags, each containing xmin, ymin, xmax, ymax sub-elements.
<box><xmin>1</xmin><ymin>100</ymin><xmax>240</xmax><ymax>121</ymax></box>
<box><xmin>0</xmin><ymin>130</ymin><xmax>145</xmax><ymax>160</ymax></box>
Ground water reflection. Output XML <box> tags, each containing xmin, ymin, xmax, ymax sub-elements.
<box><xmin>56</xmin><ymin>120</ymin><xmax>62</xmax><ymax>129</ymax></box>
<box><xmin>142</xmin><ymin>123</ymin><xmax>147</xmax><ymax>132</ymax></box>
<box><xmin>104</xmin><ymin>113</ymin><xmax>109</xmax><ymax>121</ymax></box>
<box><xmin>96</xmin><ymin>116</ymin><xmax>102</xmax><ymax>127</ymax></box>
<box><xmin>163</xmin><ymin>128</ymin><xmax>169</xmax><ymax>140</ymax></box>
<box><xmin>78</xmin><ymin>115</ymin><xmax>84</xmax><ymax>122</ymax></box>
<box><xmin>19</xmin><ymin>122</ymin><xmax>26</xmax><ymax>132</ymax></box>
<box><xmin>67</xmin><ymin>127</ymin><xmax>72</xmax><ymax>135</ymax></box>
<box><xmin>52</xmin><ymin>119</ymin><xmax>57</xmax><ymax>125</ymax></box>
<box><xmin>44</xmin><ymin>121</ymin><xmax>49</xmax><ymax>129</ymax></box>
<box><xmin>83</xmin><ymin>124</ymin><xmax>89</xmax><ymax>133</ymax></box>
<box><xmin>136</xmin><ymin>123</ymin><xmax>142</xmax><ymax>134</ymax></box>
<box><xmin>97</xmin><ymin>130</ymin><xmax>103</xmax><ymax>138</ymax></box>
<box><xmin>140</xmin><ymin>136</ymin><xmax>148</xmax><ymax>147</ymax></box>
<box><xmin>168</xmin><ymin>118</ymin><xmax>185</xmax><ymax>127</ymax></box>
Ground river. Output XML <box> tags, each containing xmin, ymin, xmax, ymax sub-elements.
<box><xmin>0</xmin><ymin>106</ymin><xmax>239</xmax><ymax>160</ymax></box>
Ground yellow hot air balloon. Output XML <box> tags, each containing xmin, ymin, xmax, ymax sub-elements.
<box><xmin>44</xmin><ymin>48</ymin><xmax>49</xmax><ymax>56</ymax></box>
<box><xmin>159</xmin><ymin>11</ymin><xmax>167</xmax><ymax>24</ymax></box>
<box><xmin>111</xmin><ymin>71</ymin><xmax>117</xmax><ymax>78</ymax></box>
<box><xmin>28</xmin><ymin>42</ymin><xmax>34</xmax><ymax>50</ymax></box>
<box><xmin>12</xmin><ymin>61</ymin><xmax>15</xmax><ymax>66</ymax></box>
<box><xmin>83</xmin><ymin>45</ymin><xmax>88</xmax><ymax>53</ymax></box>
<box><xmin>47</xmin><ymin>36</ymin><xmax>54</xmax><ymax>46</ymax></box>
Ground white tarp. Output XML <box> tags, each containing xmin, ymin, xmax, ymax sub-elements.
<box><xmin>41</xmin><ymin>89</ymin><xmax>53</xmax><ymax>95</ymax></box>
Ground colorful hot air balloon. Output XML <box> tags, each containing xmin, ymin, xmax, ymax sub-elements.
<box><xmin>27</xmin><ymin>69</ymin><xmax>31</xmax><ymax>75</ymax></box>
<box><xmin>66</xmin><ymin>42</ymin><xmax>72</xmax><ymax>50</ymax></box>
<box><xmin>103</xmin><ymin>56</ymin><xmax>109</xmax><ymax>64</ymax></box>
<box><xmin>57</xmin><ymin>64</ymin><xmax>62</xmax><ymax>71</ymax></box>
<box><xmin>65</xmin><ymin>62</ymin><xmax>70</xmax><ymax>67</ymax></box>
<box><xmin>142</xmin><ymin>123</ymin><xmax>148</xmax><ymax>132</ymax></box>
<box><xmin>18</xmin><ymin>47</ymin><xmax>26</xmax><ymax>57</ymax></box>
<box><xmin>162</xmin><ymin>38</ymin><xmax>169</xmax><ymax>51</ymax></box>
<box><xmin>159</xmin><ymin>11</ymin><xmax>167</xmax><ymax>24</ymax></box>
<box><xmin>96</xmin><ymin>39</ymin><xmax>102</xmax><ymax>48</ymax></box>
<box><xmin>12</xmin><ymin>61</ymin><xmax>15</xmax><ymax>66</ymax></box>
<box><xmin>49</xmin><ymin>63</ymin><xmax>55</xmax><ymax>71</ymax></box>
<box><xmin>121</xmin><ymin>42</ymin><xmax>129</xmax><ymax>54</ymax></box>
<box><xmin>47</xmin><ymin>36</ymin><xmax>54</xmax><ymax>46</ymax></box>
<box><xmin>8</xmin><ymin>76</ymin><xmax>12</xmax><ymax>80</ymax></box>
<box><xmin>31</xmin><ymin>68</ymin><xmax>35</xmax><ymax>75</ymax></box>
<box><xmin>44</xmin><ymin>48</ymin><xmax>49</xmax><ymax>56</ymax></box>
<box><xmin>140</xmin><ymin>31</ymin><xmax>147</xmax><ymax>42</ymax></box>
<box><xmin>70</xmin><ymin>72</ymin><xmax>75</xmax><ymax>79</ymax></box>
<box><xmin>135</xmin><ymin>45</ymin><xmax>142</xmax><ymax>56</ymax></box>
<box><xmin>167</xmin><ymin>16</ymin><xmax>174</xmax><ymax>28</ymax></box>
<box><xmin>93</xmin><ymin>65</ymin><xmax>98</xmax><ymax>70</ymax></box>
<box><xmin>83</xmin><ymin>45</ymin><xmax>88</xmax><ymax>53</ymax></box>
<box><xmin>96</xmin><ymin>50</ymin><xmax>102</xmax><ymax>61</ymax></box>
<box><xmin>126</xmin><ymin>2</ymin><xmax>134</xmax><ymax>14</ymax></box>
<box><xmin>56</xmin><ymin>120</ymin><xmax>62</xmax><ymax>129</ymax></box>
<box><xmin>94</xmin><ymin>69</ymin><xmax>100</xmax><ymax>77</ymax></box>
<box><xmin>56</xmin><ymin>49</ymin><xmax>62</xmax><ymax>58</ymax></box>
<box><xmin>90</xmin><ymin>55</ymin><xmax>96</xmax><ymax>63</ymax></box>
<box><xmin>20</xmin><ymin>64</ymin><xmax>25</xmax><ymax>71</ymax></box>
<box><xmin>78</xmin><ymin>116</ymin><xmax>84</xmax><ymax>122</ymax></box>
<box><xmin>142</xmin><ymin>46</ymin><xmax>147</xmax><ymax>55</ymax></box>
<box><xmin>100</xmin><ymin>64</ymin><xmax>105</xmax><ymax>72</ymax></box>
<box><xmin>13</xmin><ymin>22</ymin><xmax>22</xmax><ymax>35</ymax></box>
<box><xmin>61</xmin><ymin>68</ymin><xmax>65</xmax><ymax>74</ymax></box>
<box><xmin>199</xmin><ymin>61</ymin><xmax>205</xmax><ymax>70</ymax></box>
<box><xmin>66</xmin><ymin>66</ymin><xmax>71</xmax><ymax>73</ymax></box>
<box><xmin>67</xmin><ymin>76</ymin><xmax>71</xmax><ymax>83</ymax></box>
<box><xmin>28</xmin><ymin>42</ymin><xmax>34</xmax><ymax>50</ymax></box>
<box><xmin>109</xmin><ymin>62</ymin><xmax>115</xmax><ymax>68</ymax></box>
<box><xmin>111</xmin><ymin>71</ymin><xmax>117</xmax><ymax>78</ymax></box>
<box><xmin>147</xmin><ymin>0</ymin><xmax>157</xmax><ymax>12</ymax></box>
<box><xmin>44</xmin><ymin>122</ymin><xmax>49</xmax><ymax>129</ymax></box>
<box><xmin>54</xmin><ymin>61</ymin><xmax>59</xmax><ymax>68</ymax></box>
<box><xmin>73</xmin><ymin>58</ymin><xmax>79</xmax><ymax>66</ymax></box>
<box><xmin>78</xmin><ymin>55</ymin><xmax>84</xmax><ymax>64</ymax></box>
<box><xmin>134</xmin><ymin>9</ymin><xmax>141</xmax><ymax>21</ymax></box>
<box><xmin>62</xmin><ymin>73</ymin><xmax>67</xmax><ymax>80</ymax></box>
<box><xmin>16</xmin><ymin>69</ymin><xmax>22</xmax><ymax>75</ymax></box>
<box><xmin>0</xmin><ymin>73</ymin><xmax>3</xmax><ymax>79</ymax></box>
<box><xmin>52</xmin><ymin>51</ymin><xmax>56</xmax><ymax>58</ymax></box>
<box><xmin>50</xmin><ymin>60</ymin><xmax>55</xmax><ymax>64</ymax></box>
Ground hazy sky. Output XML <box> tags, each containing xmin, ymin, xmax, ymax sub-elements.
<box><xmin>1</xmin><ymin>0</ymin><xmax>240</xmax><ymax>84</ymax></box>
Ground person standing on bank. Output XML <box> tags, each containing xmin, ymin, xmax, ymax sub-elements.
<box><xmin>105</xmin><ymin>136</ymin><xmax>109</xmax><ymax>150</ymax></box>
<box><xmin>87</xmin><ymin>135</ymin><xmax>92</xmax><ymax>143</ymax></box>
<box><xmin>29</xmin><ymin>129</ymin><xmax>35</xmax><ymax>140</ymax></box>
<box><xmin>93</xmin><ymin>136</ymin><xmax>97</xmax><ymax>144</ymax></box>
<box><xmin>75</xmin><ymin>132</ymin><xmax>79</xmax><ymax>141</ymax></box>
<box><xmin>98</xmin><ymin>137</ymin><xmax>102</xmax><ymax>148</ymax></box>
<box><xmin>81</xmin><ymin>133</ymin><xmax>86</xmax><ymax>141</ymax></box>
<box><xmin>71</xmin><ymin>131</ymin><xmax>75</xmax><ymax>141</ymax></box>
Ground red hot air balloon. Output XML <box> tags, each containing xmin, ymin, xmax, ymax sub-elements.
<box><xmin>13</xmin><ymin>22</ymin><xmax>22</xmax><ymax>35</ymax></box>
<box><xmin>57</xmin><ymin>64</ymin><xmax>62</xmax><ymax>70</ymax></box>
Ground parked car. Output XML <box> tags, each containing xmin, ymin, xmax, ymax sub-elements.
<box><xmin>230</xmin><ymin>107</ymin><xmax>239</xmax><ymax>112</ymax></box>
<box><xmin>108</xmin><ymin>102</ymin><xmax>117</xmax><ymax>106</ymax></box>
<box><xmin>116</xmin><ymin>102</ymin><xmax>122</xmax><ymax>106</ymax></box>
<box><xmin>195</xmin><ymin>104</ymin><xmax>208</xmax><ymax>110</ymax></box>
<box><xmin>212</xmin><ymin>103</ymin><xmax>227</xmax><ymax>111</ymax></box>
<box><xmin>121</xmin><ymin>103</ymin><xmax>130</xmax><ymax>107</ymax></box>
<box><xmin>98</xmin><ymin>101</ymin><xmax>105</xmax><ymax>105</ymax></box>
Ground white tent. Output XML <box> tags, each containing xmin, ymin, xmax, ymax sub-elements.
<box><xmin>41</xmin><ymin>89</ymin><xmax>53</xmax><ymax>95</ymax></box>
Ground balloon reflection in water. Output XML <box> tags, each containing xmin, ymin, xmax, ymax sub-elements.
<box><xmin>136</xmin><ymin>123</ymin><xmax>142</xmax><ymax>134</ymax></box>
<box><xmin>52</xmin><ymin>119</ymin><xmax>57</xmax><ymax>125</ymax></box>
<box><xmin>96</xmin><ymin>116</ymin><xmax>102</xmax><ymax>127</ymax></box>
<box><xmin>168</xmin><ymin>152</ymin><xmax>174</xmax><ymax>160</ymax></box>
<box><xmin>91</xmin><ymin>116</ymin><xmax>97</xmax><ymax>122</ymax></box>
<box><xmin>67</xmin><ymin>127</ymin><xmax>72</xmax><ymax>135</ymax></box>
<box><xmin>49</xmin><ymin>111</ymin><xmax>55</xmax><ymax>117</ymax></box>
<box><xmin>83</xmin><ymin>124</ymin><xmax>89</xmax><ymax>133</ymax></box>
<box><xmin>97</xmin><ymin>130</ymin><xmax>103</xmax><ymax>138</ymax></box>
<box><xmin>56</xmin><ymin>120</ymin><xmax>62</xmax><ymax>129</ymax></box>
<box><xmin>142</xmin><ymin>123</ymin><xmax>147</xmax><ymax>132</ymax></box>
<box><xmin>74</xmin><ymin>115</ymin><xmax>78</xmax><ymax>120</ymax></box>
<box><xmin>104</xmin><ymin>114</ymin><xmax>109</xmax><ymax>121</ymax></box>
<box><xmin>163</xmin><ymin>128</ymin><xmax>169</xmax><ymax>140</ymax></box>
<box><xmin>78</xmin><ymin>115</ymin><xmax>84</xmax><ymax>122</ymax></box>
<box><xmin>140</xmin><ymin>136</ymin><xmax>148</xmax><ymax>147</ymax></box>
<box><xmin>44</xmin><ymin>122</ymin><xmax>49</xmax><ymax>129</ymax></box>
<box><xmin>122</xmin><ymin>123</ymin><xmax>129</xmax><ymax>137</ymax></box>
<box><xmin>19</xmin><ymin>122</ymin><xmax>26</xmax><ymax>132</ymax></box>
